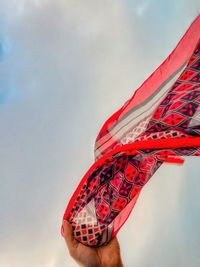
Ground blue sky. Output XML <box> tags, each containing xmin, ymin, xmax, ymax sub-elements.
<box><xmin>0</xmin><ymin>1</ymin><xmax>200</xmax><ymax>266</ymax></box>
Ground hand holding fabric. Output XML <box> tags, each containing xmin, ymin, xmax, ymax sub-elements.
<box><xmin>62</xmin><ymin>220</ymin><xmax>124</xmax><ymax>267</ymax></box>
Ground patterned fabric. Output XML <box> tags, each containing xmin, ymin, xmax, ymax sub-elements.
<box><xmin>62</xmin><ymin>15</ymin><xmax>200</xmax><ymax>247</ymax></box>
<box><xmin>94</xmin><ymin>15</ymin><xmax>200</xmax><ymax>160</ymax></box>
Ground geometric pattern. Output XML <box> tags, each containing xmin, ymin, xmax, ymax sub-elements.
<box><xmin>67</xmin><ymin>38</ymin><xmax>200</xmax><ymax>247</ymax></box>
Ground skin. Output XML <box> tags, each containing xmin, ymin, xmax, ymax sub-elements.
<box><xmin>62</xmin><ymin>220</ymin><xmax>124</xmax><ymax>267</ymax></box>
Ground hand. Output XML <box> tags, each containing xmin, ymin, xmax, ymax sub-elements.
<box><xmin>62</xmin><ymin>220</ymin><xmax>124</xmax><ymax>267</ymax></box>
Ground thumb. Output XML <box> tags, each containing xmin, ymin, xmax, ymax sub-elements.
<box><xmin>62</xmin><ymin>220</ymin><xmax>78</xmax><ymax>250</ymax></box>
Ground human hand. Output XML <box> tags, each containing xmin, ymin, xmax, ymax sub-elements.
<box><xmin>62</xmin><ymin>220</ymin><xmax>124</xmax><ymax>267</ymax></box>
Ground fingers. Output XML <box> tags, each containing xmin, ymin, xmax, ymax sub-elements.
<box><xmin>62</xmin><ymin>220</ymin><xmax>78</xmax><ymax>254</ymax></box>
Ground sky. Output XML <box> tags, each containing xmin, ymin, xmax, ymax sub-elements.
<box><xmin>0</xmin><ymin>1</ymin><xmax>200</xmax><ymax>266</ymax></box>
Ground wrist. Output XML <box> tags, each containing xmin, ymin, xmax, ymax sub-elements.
<box><xmin>102</xmin><ymin>258</ymin><xmax>124</xmax><ymax>267</ymax></box>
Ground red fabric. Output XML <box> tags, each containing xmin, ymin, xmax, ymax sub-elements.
<box><xmin>62</xmin><ymin>15</ymin><xmax>200</xmax><ymax>247</ymax></box>
<box><xmin>95</xmin><ymin>15</ymin><xmax>200</xmax><ymax>160</ymax></box>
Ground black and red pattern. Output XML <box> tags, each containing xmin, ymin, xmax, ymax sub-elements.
<box><xmin>63</xmin><ymin>17</ymin><xmax>200</xmax><ymax>247</ymax></box>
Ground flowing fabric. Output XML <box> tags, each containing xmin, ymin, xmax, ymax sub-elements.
<box><xmin>62</xmin><ymin>15</ymin><xmax>200</xmax><ymax>247</ymax></box>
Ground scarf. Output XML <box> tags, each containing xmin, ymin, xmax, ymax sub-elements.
<box><xmin>62</xmin><ymin>14</ymin><xmax>200</xmax><ymax>247</ymax></box>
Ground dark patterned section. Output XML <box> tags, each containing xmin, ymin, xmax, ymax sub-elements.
<box><xmin>139</xmin><ymin>39</ymin><xmax>200</xmax><ymax>138</ymax></box>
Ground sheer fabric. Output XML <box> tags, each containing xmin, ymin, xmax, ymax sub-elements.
<box><xmin>62</xmin><ymin>15</ymin><xmax>200</xmax><ymax>247</ymax></box>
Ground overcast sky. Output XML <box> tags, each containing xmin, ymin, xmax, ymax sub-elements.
<box><xmin>0</xmin><ymin>1</ymin><xmax>200</xmax><ymax>267</ymax></box>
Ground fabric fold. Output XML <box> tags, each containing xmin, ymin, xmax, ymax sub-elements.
<box><xmin>62</xmin><ymin>15</ymin><xmax>200</xmax><ymax>247</ymax></box>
